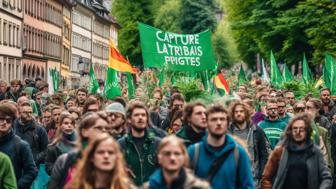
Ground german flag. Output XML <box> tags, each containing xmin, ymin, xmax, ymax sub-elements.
<box><xmin>108</xmin><ymin>40</ymin><xmax>136</xmax><ymax>74</ymax></box>
<box><xmin>214</xmin><ymin>73</ymin><xmax>230</xmax><ymax>95</ymax></box>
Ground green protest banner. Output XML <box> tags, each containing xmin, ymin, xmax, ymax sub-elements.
<box><xmin>138</xmin><ymin>23</ymin><xmax>217</xmax><ymax>72</ymax></box>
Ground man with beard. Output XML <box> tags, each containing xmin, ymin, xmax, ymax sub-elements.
<box><xmin>6</xmin><ymin>79</ymin><xmax>22</xmax><ymax>102</ymax></box>
<box><xmin>320</xmin><ymin>88</ymin><xmax>336</xmax><ymax>120</ymax></box>
<box><xmin>258</xmin><ymin>99</ymin><xmax>287</xmax><ymax>149</ymax></box>
<box><xmin>176</xmin><ymin>102</ymin><xmax>207</xmax><ymax>147</ymax></box>
<box><xmin>13</xmin><ymin>102</ymin><xmax>48</xmax><ymax>166</ymax></box>
<box><xmin>285</xmin><ymin>91</ymin><xmax>296</xmax><ymax>106</ymax></box>
<box><xmin>105</xmin><ymin>102</ymin><xmax>127</xmax><ymax>139</ymax></box>
<box><xmin>46</xmin><ymin>106</ymin><xmax>62</xmax><ymax>142</ymax></box>
<box><xmin>75</xmin><ymin>88</ymin><xmax>88</xmax><ymax>112</ymax></box>
<box><xmin>261</xmin><ymin>113</ymin><xmax>332</xmax><ymax>189</ymax></box>
<box><xmin>188</xmin><ymin>104</ymin><xmax>254</xmax><ymax>189</ymax></box>
<box><xmin>277</xmin><ymin>98</ymin><xmax>291</xmax><ymax>124</ymax></box>
<box><xmin>118</xmin><ymin>102</ymin><xmax>161</xmax><ymax>186</ymax></box>
<box><xmin>228</xmin><ymin>101</ymin><xmax>270</xmax><ymax>188</ymax></box>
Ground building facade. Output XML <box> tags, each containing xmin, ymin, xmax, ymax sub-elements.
<box><xmin>70</xmin><ymin>0</ymin><xmax>119</xmax><ymax>89</ymax></box>
<box><xmin>0</xmin><ymin>0</ymin><xmax>23</xmax><ymax>83</ymax></box>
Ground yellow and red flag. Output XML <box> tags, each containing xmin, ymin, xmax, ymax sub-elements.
<box><xmin>214</xmin><ymin>73</ymin><xmax>230</xmax><ymax>95</ymax></box>
<box><xmin>108</xmin><ymin>40</ymin><xmax>136</xmax><ymax>74</ymax></box>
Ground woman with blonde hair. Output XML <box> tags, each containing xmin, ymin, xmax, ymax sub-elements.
<box><xmin>45</xmin><ymin>111</ymin><xmax>76</xmax><ymax>175</ymax></box>
<box><xmin>69</xmin><ymin>135</ymin><xmax>136</xmax><ymax>189</ymax></box>
<box><xmin>143</xmin><ymin>135</ymin><xmax>210</xmax><ymax>189</ymax></box>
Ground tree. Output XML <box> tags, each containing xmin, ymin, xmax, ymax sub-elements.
<box><xmin>180</xmin><ymin>0</ymin><xmax>217</xmax><ymax>33</ymax></box>
<box><xmin>112</xmin><ymin>0</ymin><xmax>155</xmax><ymax>68</ymax></box>
<box><xmin>154</xmin><ymin>0</ymin><xmax>181</xmax><ymax>33</ymax></box>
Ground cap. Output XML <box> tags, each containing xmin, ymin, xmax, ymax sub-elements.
<box><xmin>105</xmin><ymin>102</ymin><xmax>125</xmax><ymax>116</ymax></box>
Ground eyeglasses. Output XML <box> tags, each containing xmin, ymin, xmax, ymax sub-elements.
<box><xmin>92</xmin><ymin>126</ymin><xmax>112</xmax><ymax>132</ymax></box>
<box><xmin>293</xmin><ymin>127</ymin><xmax>305</xmax><ymax>133</ymax></box>
<box><xmin>267</xmin><ymin>108</ymin><xmax>277</xmax><ymax>111</ymax></box>
<box><xmin>0</xmin><ymin>117</ymin><xmax>12</xmax><ymax>124</ymax></box>
<box><xmin>295</xmin><ymin>107</ymin><xmax>305</xmax><ymax>112</ymax></box>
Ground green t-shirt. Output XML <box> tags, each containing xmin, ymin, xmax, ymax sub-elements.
<box><xmin>259</xmin><ymin>118</ymin><xmax>288</xmax><ymax>149</ymax></box>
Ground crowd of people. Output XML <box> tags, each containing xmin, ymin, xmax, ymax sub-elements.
<box><xmin>0</xmin><ymin>76</ymin><xmax>335</xmax><ymax>189</ymax></box>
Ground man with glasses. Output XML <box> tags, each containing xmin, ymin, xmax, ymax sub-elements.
<box><xmin>105</xmin><ymin>102</ymin><xmax>127</xmax><ymax>139</ymax></box>
<box><xmin>82</xmin><ymin>97</ymin><xmax>100</xmax><ymax>114</ymax></box>
<box><xmin>13</xmin><ymin>102</ymin><xmax>48</xmax><ymax>166</ymax></box>
<box><xmin>259</xmin><ymin>99</ymin><xmax>287</xmax><ymax>149</ymax></box>
<box><xmin>118</xmin><ymin>102</ymin><xmax>161</xmax><ymax>186</ymax></box>
<box><xmin>261</xmin><ymin>113</ymin><xmax>332</xmax><ymax>189</ymax></box>
<box><xmin>277</xmin><ymin>98</ymin><xmax>291</xmax><ymax>124</ymax></box>
<box><xmin>293</xmin><ymin>101</ymin><xmax>306</xmax><ymax>114</ymax></box>
<box><xmin>0</xmin><ymin>103</ymin><xmax>37</xmax><ymax>189</ymax></box>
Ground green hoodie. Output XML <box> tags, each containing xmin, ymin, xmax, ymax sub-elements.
<box><xmin>0</xmin><ymin>152</ymin><xmax>17</xmax><ymax>189</ymax></box>
<box><xmin>258</xmin><ymin>117</ymin><xmax>287</xmax><ymax>149</ymax></box>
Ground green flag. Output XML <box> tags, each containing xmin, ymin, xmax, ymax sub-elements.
<box><xmin>138</xmin><ymin>23</ymin><xmax>217</xmax><ymax>72</ymax></box>
<box><xmin>325</xmin><ymin>54</ymin><xmax>336</xmax><ymax>95</ymax></box>
<box><xmin>88</xmin><ymin>63</ymin><xmax>99</xmax><ymax>94</ymax></box>
<box><xmin>104</xmin><ymin>67</ymin><xmax>121</xmax><ymax>100</ymax></box>
<box><xmin>282</xmin><ymin>63</ymin><xmax>293</xmax><ymax>82</ymax></box>
<box><xmin>270</xmin><ymin>51</ymin><xmax>283</xmax><ymax>87</ymax></box>
<box><xmin>238</xmin><ymin>64</ymin><xmax>247</xmax><ymax>86</ymax></box>
<box><xmin>200</xmin><ymin>71</ymin><xmax>209</xmax><ymax>91</ymax></box>
<box><xmin>126</xmin><ymin>73</ymin><xmax>135</xmax><ymax>99</ymax></box>
<box><xmin>302</xmin><ymin>54</ymin><xmax>313</xmax><ymax>84</ymax></box>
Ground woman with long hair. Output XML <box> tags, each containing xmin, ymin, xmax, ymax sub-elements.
<box><xmin>47</xmin><ymin>112</ymin><xmax>110</xmax><ymax>189</ymax></box>
<box><xmin>45</xmin><ymin>111</ymin><xmax>77</xmax><ymax>175</ymax></box>
<box><xmin>69</xmin><ymin>135</ymin><xmax>136</xmax><ymax>189</ymax></box>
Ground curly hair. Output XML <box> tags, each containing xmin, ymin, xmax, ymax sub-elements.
<box><xmin>283</xmin><ymin>113</ymin><xmax>313</xmax><ymax>145</ymax></box>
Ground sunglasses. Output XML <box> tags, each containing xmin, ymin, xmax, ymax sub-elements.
<box><xmin>0</xmin><ymin>117</ymin><xmax>12</xmax><ymax>124</ymax></box>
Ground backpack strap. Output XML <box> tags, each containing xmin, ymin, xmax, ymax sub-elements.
<box><xmin>191</xmin><ymin>143</ymin><xmax>200</xmax><ymax>171</ymax></box>
<box><xmin>207</xmin><ymin>145</ymin><xmax>240</xmax><ymax>182</ymax></box>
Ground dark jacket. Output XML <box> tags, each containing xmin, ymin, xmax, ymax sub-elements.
<box><xmin>316</xmin><ymin>115</ymin><xmax>332</xmax><ymax>130</ymax></box>
<box><xmin>229</xmin><ymin>123</ymin><xmax>271</xmax><ymax>183</ymax></box>
<box><xmin>187</xmin><ymin>134</ymin><xmax>254</xmax><ymax>189</ymax></box>
<box><xmin>45</xmin><ymin>137</ymin><xmax>76</xmax><ymax>175</ymax></box>
<box><xmin>261</xmin><ymin>142</ymin><xmax>332</xmax><ymax>189</ymax></box>
<box><xmin>118</xmin><ymin>129</ymin><xmax>161</xmax><ymax>186</ymax></box>
<box><xmin>321</xmin><ymin>99</ymin><xmax>336</xmax><ymax>120</ymax></box>
<box><xmin>5</xmin><ymin>88</ymin><xmax>22</xmax><ymax>102</ymax></box>
<box><xmin>47</xmin><ymin>151</ymin><xmax>80</xmax><ymax>189</ymax></box>
<box><xmin>13</xmin><ymin>119</ymin><xmax>49</xmax><ymax>166</ymax></box>
<box><xmin>143</xmin><ymin>168</ymin><xmax>211</xmax><ymax>189</ymax></box>
<box><xmin>176</xmin><ymin>123</ymin><xmax>205</xmax><ymax>147</ymax></box>
<box><xmin>0</xmin><ymin>130</ymin><xmax>37</xmax><ymax>189</ymax></box>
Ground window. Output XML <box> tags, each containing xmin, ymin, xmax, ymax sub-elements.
<box><xmin>0</xmin><ymin>18</ymin><xmax>2</xmax><ymax>45</ymax></box>
<box><xmin>12</xmin><ymin>24</ymin><xmax>16</xmax><ymax>47</ymax></box>
<box><xmin>17</xmin><ymin>0</ymin><xmax>22</xmax><ymax>12</ymax></box>
<box><xmin>16</xmin><ymin>25</ymin><xmax>20</xmax><ymax>48</ymax></box>
<box><xmin>3</xmin><ymin>21</ymin><xmax>7</xmax><ymax>45</ymax></box>
<box><xmin>8</xmin><ymin>22</ymin><xmax>12</xmax><ymax>47</ymax></box>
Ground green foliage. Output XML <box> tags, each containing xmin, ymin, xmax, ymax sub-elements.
<box><xmin>224</xmin><ymin>0</ymin><xmax>336</xmax><ymax>67</ymax></box>
<box><xmin>180</xmin><ymin>0</ymin><xmax>217</xmax><ymax>33</ymax></box>
<box><xmin>175</xmin><ymin>78</ymin><xmax>208</xmax><ymax>102</ymax></box>
<box><xmin>112</xmin><ymin>0</ymin><xmax>155</xmax><ymax>68</ymax></box>
<box><xmin>281</xmin><ymin>80</ymin><xmax>319</xmax><ymax>99</ymax></box>
<box><xmin>154</xmin><ymin>0</ymin><xmax>181</xmax><ymax>33</ymax></box>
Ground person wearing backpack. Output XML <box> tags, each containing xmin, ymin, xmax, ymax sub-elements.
<box><xmin>188</xmin><ymin>104</ymin><xmax>254</xmax><ymax>189</ymax></box>
<box><xmin>0</xmin><ymin>103</ymin><xmax>37</xmax><ymax>189</ymax></box>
